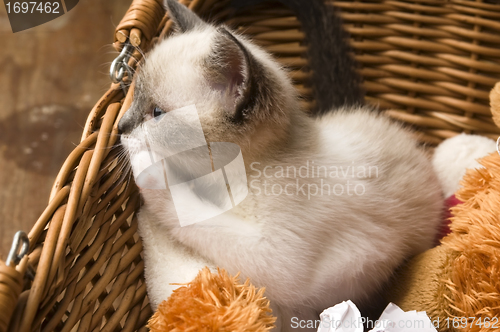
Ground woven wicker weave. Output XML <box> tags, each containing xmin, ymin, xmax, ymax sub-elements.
<box><xmin>1</xmin><ymin>0</ymin><xmax>499</xmax><ymax>331</ymax></box>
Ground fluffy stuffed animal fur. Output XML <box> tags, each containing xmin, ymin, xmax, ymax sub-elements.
<box><xmin>389</xmin><ymin>150</ymin><xmax>500</xmax><ymax>332</ymax></box>
<box><xmin>148</xmin><ymin>267</ymin><xmax>275</xmax><ymax>332</ymax></box>
<box><xmin>387</xmin><ymin>83</ymin><xmax>500</xmax><ymax>332</ymax></box>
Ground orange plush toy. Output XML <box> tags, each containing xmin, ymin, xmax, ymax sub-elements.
<box><xmin>387</xmin><ymin>83</ymin><xmax>500</xmax><ymax>332</ymax></box>
<box><xmin>148</xmin><ymin>267</ymin><xmax>276</xmax><ymax>332</ymax></box>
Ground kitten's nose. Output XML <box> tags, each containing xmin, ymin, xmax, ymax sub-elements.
<box><xmin>117</xmin><ymin>109</ymin><xmax>138</xmax><ymax>135</ymax></box>
<box><xmin>117</xmin><ymin>116</ymin><xmax>132</xmax><ymax>135</ymax></box>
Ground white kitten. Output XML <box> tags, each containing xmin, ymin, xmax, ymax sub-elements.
<box><xmin>118</xmin><ymin>1</ymin><xmax>444</xmax><ymax>330</ymax></box>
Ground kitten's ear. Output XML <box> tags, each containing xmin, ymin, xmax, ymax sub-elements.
<box><xmin>208</xmin><ymin>29</ymin><xmax>256</xmax><ymax>122</ymax></box>
<box><xmin>164</xmin><ymin>0</ymin><xmax>205</xmax><ymax>32</ymax></box>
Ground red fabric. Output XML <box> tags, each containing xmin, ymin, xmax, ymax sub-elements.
<box><xmin>435</xmin><ymin>194</ymin><xmax>462</xmax><ymax>245</ymax></box>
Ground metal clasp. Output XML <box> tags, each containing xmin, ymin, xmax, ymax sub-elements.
<box><xmin>110</xmin><ymin>42</ymin><xmax>134</xmax><ymax>93</ymax></box>
<box><xmin>6</xmin><ymin>231</ymin><xmax>29</xmax><ymax>267</ymax></box>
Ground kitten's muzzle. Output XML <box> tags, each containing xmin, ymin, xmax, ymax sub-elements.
<box><xmin>118</xmin><ymin>108</ymin><xmax>141</xmax><ymax>135</ymax></box>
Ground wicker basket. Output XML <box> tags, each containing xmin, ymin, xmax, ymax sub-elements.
<box><xmin>1</xmin><ymin>0</ymin><xmax>500</xmax><ymax>331</ymax></box>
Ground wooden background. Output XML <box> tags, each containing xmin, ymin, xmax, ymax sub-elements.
<box><xmin>0</xmin><ymin>0</ymin><xmax>131</xmax><ymax>257</ymax></box>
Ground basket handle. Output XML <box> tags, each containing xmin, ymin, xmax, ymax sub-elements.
<box><xmin>114</xmin><ymin>0</ymin><xmax>166</xmax><ymax>50</ymax></box>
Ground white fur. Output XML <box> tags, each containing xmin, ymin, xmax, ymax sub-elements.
<box><xmin>138</xmin><ymin>207</ymin><xmax>216</xmax><ymax>307</ymax></box>
<box><xmin>121</xmin><ymin>24</ymin><xmax>444</xmax><ymax>331</ymax></box>
<box><xmin>432</xmin><ymin>133</ymin><xmax>496</xmax><ymax>198</ymax></box>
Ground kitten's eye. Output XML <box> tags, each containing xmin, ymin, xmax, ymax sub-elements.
<box><xmin>152</xmin><ymin>106</ymin><xmax>165</xmax><ymax>119</ymax></box>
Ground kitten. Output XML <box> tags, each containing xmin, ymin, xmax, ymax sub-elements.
<box><xmin>118</xmin><ymin>1</ymin><xmax>443</xmax><ymax>330</ymax></box>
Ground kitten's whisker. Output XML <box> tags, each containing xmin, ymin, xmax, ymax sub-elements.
<box><xmin>99</xmin><ymin>150</ymin><xmax>129</xmax><ymax>172</ymax></box>
<box><xmin>120</xmin><ymin>169</ymin><xmax>134</xmax><ymax>200</ymax></box>
<box><xmin>112</xmin><ymin>155</ymin><xmax>135</xmax><ymax>195</ymax></box>
<box><xmin>106</xmin><ymin>162</ymin><xmax>133</xmax><ymax>194</ymax></box>
<box><xmin>114</xmin><ymin>152</ymin><xmax>132</xmax><ymax>174</ymax></box>
<box><xmin>131</xmin><ymin>44</ymin><xmax>146</xmax><ymax>64</ymax></box>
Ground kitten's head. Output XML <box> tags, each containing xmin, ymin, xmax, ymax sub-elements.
<box><xmin>118</xmin><ymin>0</ymin><xmax>300</xmax><ymax>162</ymax></box>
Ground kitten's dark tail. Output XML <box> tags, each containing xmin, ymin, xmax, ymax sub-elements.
<box><xmin>230</xmin><ymin>0</ymin><xmax>365</xmax><ymax>115</ymax></box>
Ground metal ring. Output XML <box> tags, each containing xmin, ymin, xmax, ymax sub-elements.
<box><xmin>497</xmin><ymin>137</ymin><xmax>500</xmax><ymax>156</ymax></box>
<box><xmin>110</xmin><ymin>43</ymin><xmax>133</xmax><ymax>84</ymax></box>
<box><xmin>6</xmin><ymin>231</ymin><xmax>29</xmax><ymax>267</ymax></box>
